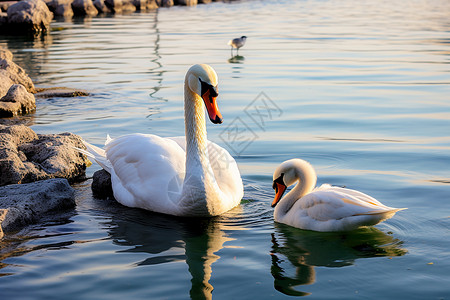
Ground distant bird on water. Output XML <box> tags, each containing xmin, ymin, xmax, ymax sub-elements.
<box><xmin>228</xmin><ymin>36</ymin><xmax>247</xmax><ymax>54</ymax></box>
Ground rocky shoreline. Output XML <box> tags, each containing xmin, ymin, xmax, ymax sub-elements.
<box><xmin>0</xmin><ymin>0</ymin><xmax>223</xmax><ymax>35</ymax></box>
<box><xmin>0</xmin><ymin>178</ymin><xmax>75</xmax><ymax>239</ymax></box>
<box><xmin>0</xmin><ymin>0</ymin><xmax>231</xmax><ymax>239</ymax></box>
<box><xmin>0</xmin><ymin>45</ymin><xmax>91</xmax><ymax>239</ymax></box>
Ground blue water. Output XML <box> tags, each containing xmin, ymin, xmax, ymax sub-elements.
<box><xmin>1</xmin><ymin>0</ymin><xmax>450</xmax><ymax>298</ymax></box>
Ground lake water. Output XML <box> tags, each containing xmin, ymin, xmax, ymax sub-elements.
<box><xmin>1</xmin><ymin>0</ymin><xmax>450</xmax><ymax>298</ymax></box>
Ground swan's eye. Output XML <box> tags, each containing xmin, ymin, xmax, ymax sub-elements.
<box><xmin>199</xmin><ymin>78</ymin><xmax>209</xmax><ymax>96</ymax></box>
<box><xmin>199</xmin><ymin>78</ymin><xmax>218</xmax><ymax>100</ymax></box>
<box><xmin>273</xmin><ymin>173</ymin><xmax>285</xmax><ymax>191</ymax></box>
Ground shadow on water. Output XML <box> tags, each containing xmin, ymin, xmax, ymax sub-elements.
<box><xmin>270</xmin><ymin>223</ymin><xmax>407</xmax><ymax>297</ymax></box>
<box><xmin>227</xmin><ymin>55</ymin><xmax>245</xmax><ymax>79</ymax></box>
<box><xmin>0</xmin><ymin>180</ymin><xmax>235</xmax><ymax>300</ymax></box>
<box><xmin>228</xmin><ymin>55</ymin><xmax>245</xmax><ymax>64</ymax></box>
<box><xmin>102</xmin><ymin>204</ymin><xmax>233</xmax><ymax>300</ymax></box>
<box><xmin>0</xmin><ymin>210</ymin><xmax>77</xmax><ymax>277</ymax></box>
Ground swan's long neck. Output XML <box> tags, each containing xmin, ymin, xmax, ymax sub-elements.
<box><xmin>184</xmin><ymin>82</ymin><xmax>208</xmax><ymax>166</ymax></box>
<box><xmin>181</xmin><ymin>79</ymin><xmax>220</xmax><ymax>216</ymax></box>
<box><xmin>274</xmin><ymin>163</ymin><xmax>317</xmax><ymax>218</ymax></box>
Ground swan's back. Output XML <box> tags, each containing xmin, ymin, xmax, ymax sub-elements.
<box><xmin>105</xmin><ymin>134</ymin><xmax>186</xmax><ymax>214</ymax></box>
<box><xmin>282</xmin><ymin>184</ymin><xmax>405</xmax><ymax>232</ymax></box>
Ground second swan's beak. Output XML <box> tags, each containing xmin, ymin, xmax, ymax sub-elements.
<box><xmin>202</xmin><ymin>86</ymin><xmax>223</xmax><ymax>124</ymax></box>
<box><xmin>271</xmin><ymin>182</ymin><xmax>287</xmax><ymax>208</ymax></box>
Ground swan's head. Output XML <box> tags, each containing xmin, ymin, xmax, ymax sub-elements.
<box><xmin>187</xmin><ymin>64</ymin><xmax>222</xmax><ymax>124</ymax></box>
<box><xmin>271</xmin><ymin>159</ymin><xmax>315</xmax><ymax>207</ymax></box>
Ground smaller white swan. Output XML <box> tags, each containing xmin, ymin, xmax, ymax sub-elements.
<box><xmin>271</xmin><ymin>159</ymin><xmax>406</xmax><ymax>232</ymax></box>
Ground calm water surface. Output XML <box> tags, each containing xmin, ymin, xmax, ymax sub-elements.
<box><xmin>1</xmin><ymin>0</ymin><xmax>450</xmax><ymax>299</ymax></box>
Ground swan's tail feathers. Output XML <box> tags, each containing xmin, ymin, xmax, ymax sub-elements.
<box><xmin>105</xmin><ymin>134</ymin><xmax>113</xmax><ymax>145</ymax></box>
<box><xmin>354</xmin><ymin>207</ymin><xmax>407</xmax><ymax>216</ymax></box>
<box><xmin>78</xmin><ymin>141</ymin><xmax>112</xmax><ymax>173</ymax></box>
<box><xmin>352</xmin><ymin>207</ymin><xmax>407</xmax><ymax>227</ymax></box>
<box><xmin>393</xmin><ymin>207</ymin><xmax>408</xmax><ymax>212</ymax></box>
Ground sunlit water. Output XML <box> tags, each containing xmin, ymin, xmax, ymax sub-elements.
<box><xmin>1</xmin><ymin>0</ymin><xmax>450</xmax><ymax>299</ymax></box>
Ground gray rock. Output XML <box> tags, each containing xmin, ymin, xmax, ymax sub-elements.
<box><xmin>92</xmin><ymin>169</ymin><xmax>114</xmax><ymax>199</ymax></box>
<box><xmin>0</xmin><ymin>71</ymin><xmax>14</xmax><ymax>98</ymax></box>
<box><xmin>54</xmin><ymin>3</ymin><xmax>74</xmax><ymax>17</ymax></box>
<box><xmin>0</xmin><ymin>124</ymin><xmax>89</xmax><ymax>186</ymax></box>
<box><xmin>104</xmin><ymin>0</ymin><xmax>135</xmax><ymax>13</ymax></box>
<box><xmin>0</xmin><ymin>48</ymin><xmax>36</xmax><ymax>93</ymax></box>
<box><xmin>155</xmin><ymin>0</ymin><xmax>173</xmax><ymax>7</ymax></box>
<box><xmin>146</xmin><ymin>0</ymin><xmax>158</xmax><ymax>10</ymax></box>
<box><xmin>35</xmin><ymin>87</ymin><xmax>89</xmax><ymax>98</ymax></box>
<box><xmin>0</xmin><ymin>47</ymin><xmax>13</xmax><ymax>61</ymax></box>
<box><xmin>43</xmin><ymin>0</ymin><xmax>55</xmax><ymax>9</ymax></box>
<box><xmin>0</xmin><ymin>178</ymin><xmax>75</xmax><ymax>238</ymax></box>
<box><xmin>0</xmin><ymin>2</ymin><xmax>19</xmax><ymax>12</ymax></box>
<box><xmin>0</xmin><ymin>123</ymin><xmax>37</xmax><ymax>147</ymax></box>
<box><xmin>92</xmin><ymin>0</ymin><xmax>111</xmax><ymax>13</ymax></box>
<box><xmin>6</xmin><ymin>0</ymin><xmax>53</xmax><ymax>34</ymax></box>
<box><xmin>175</xmin><ymin>0</ymin><xmax>197</xmax><ymax>6</ymax></box>
<box><xmin>131</xmin><ymin>0</ymin><xmax>158</xmax><ymax>11</ymax></box>
<box><xmin>0</xmin><ymin>84</ymin><xmax>36</xmax><ymax>117</ymax></box>
<box><xmin>122</xmin><ymin>0</ymin><xmax>137</xmax><ymax>12</ymax></box>
<box><xmin>98</xmin><ymin>0</ymin><xmax>138</xmax><ymax>13</ymax></box>
<box><xmin>104</xmin><ymin>0</ymin><xmax>121</xmax><ymax>12</ymax></box>
<box><xmin>71</xmin><ymin>0</ymin><xmax>98</xmax><ymax>16</ymax></box>
<box><xmin>46</xmin><ymin>0</ymin><xmax>74</xmax><ymax>18</ymax></box>
<box><xmin>131</xmin><ymin>0</ymin><xmax>146</xmax><ymax>10</ymax></box>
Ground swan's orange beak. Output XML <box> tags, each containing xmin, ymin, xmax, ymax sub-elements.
<box><xmin>271</xmin><ymin>182</ymin><xmax>287</xmax><ymax>208</ymax></box>
<box><xmin>202</xmin><ymin>87</ymin><xmax>223</xmax><ymax>124</ymax></box>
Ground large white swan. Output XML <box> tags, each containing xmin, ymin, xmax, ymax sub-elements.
<box><xmin>81</xmin><ymin>64</ymin><xmax>243</xmax><ymax>217</ymax></box>
<box><xmin>271</xmin><ymin>159</ymin><xmax>406</xmax><ymax>232</ymax></box>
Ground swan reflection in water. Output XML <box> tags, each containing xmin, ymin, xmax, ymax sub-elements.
<box><xmin>104</xmin><ymin>202</ymin><xmax>238</xmax><ymax>300</ymax></box>
<box><xmin>270</xmin><ymin>223</ymin><xmax>407</xmax><ymax>296</ymax></box>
